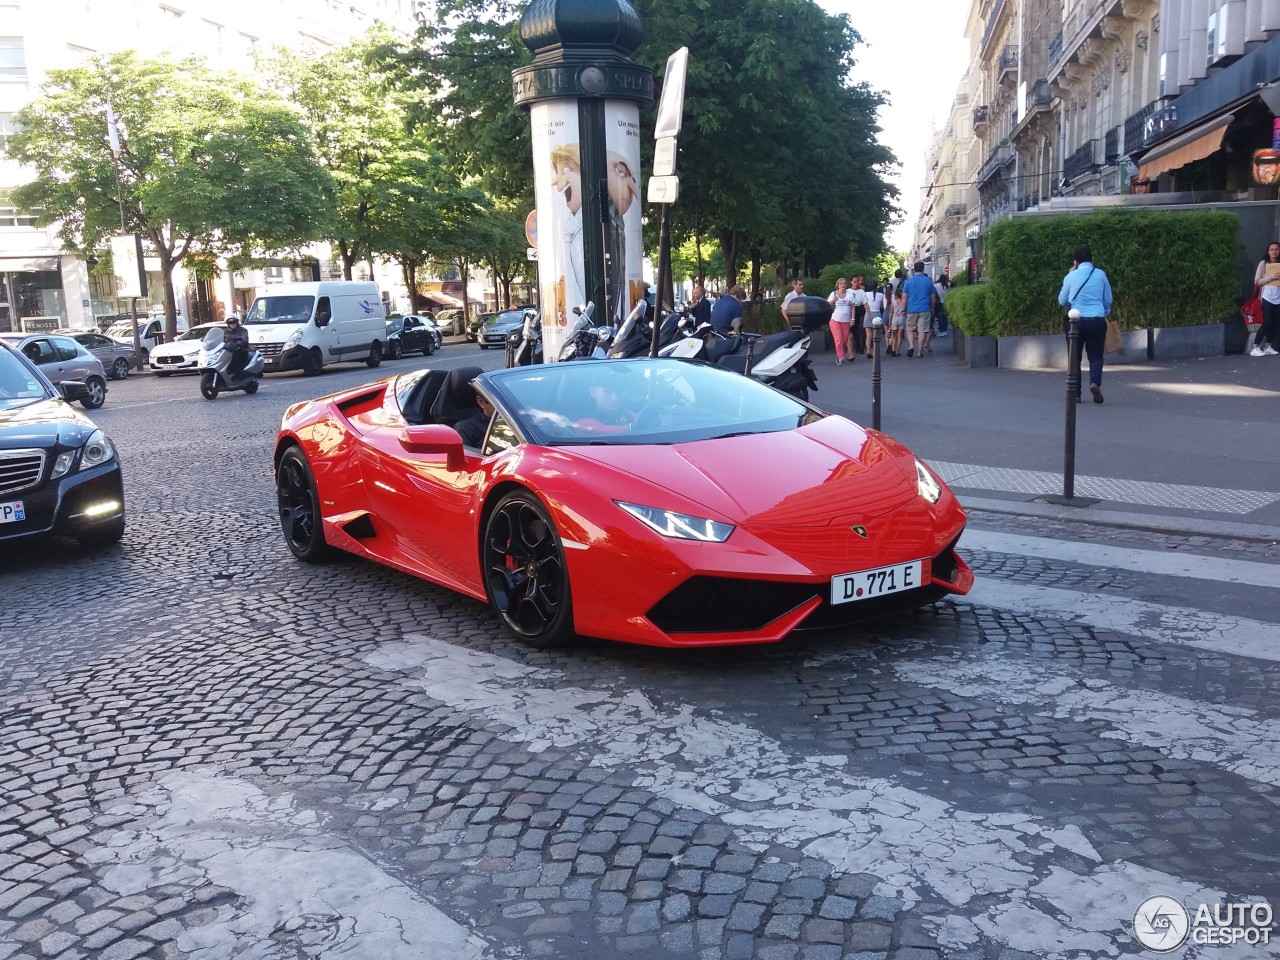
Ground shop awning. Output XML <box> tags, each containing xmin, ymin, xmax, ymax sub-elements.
<box><xmin>0</xmin><ymin>256</ymin><xmax>61</xmax><ymax>272</ymax></box>
<box><xmin>1138</xmin><ymin>114</ymin><xmax>1233</xmax><ymax>180</ymax></box>
<box><xmin>422</xmin><ymin>290</ymin><xmax>466</xmax><ymax>308</ymax></box>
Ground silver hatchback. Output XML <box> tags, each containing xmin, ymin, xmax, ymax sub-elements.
<box><xmin>63</xmin><ymin>330</ymin><xmax>137</xmax><ymax>380</ymax></box>
<box><xmin>0</xmin><ymin>334</ymin><xmax>109</xmax><ymax>409</ymax></box>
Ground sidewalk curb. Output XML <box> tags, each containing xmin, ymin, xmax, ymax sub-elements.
<box><xmin>958</xmin><ymin>494</ymin><xmax>1280</xmax><ymax>544</ymax></box>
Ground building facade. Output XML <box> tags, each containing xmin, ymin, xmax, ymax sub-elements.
<box><xmin>0</xmin><ymin>0</ymin><xmax>419</xmax><ymax>332</ymax></box>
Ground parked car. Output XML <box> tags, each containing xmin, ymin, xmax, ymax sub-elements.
<box><xmin>0</xmin><ymin>339</ymin><xmax>125</xmax><ymax>546</ymax></box>
<box><xmin>435</xmin><ymin>309</ymin><xmax>466</xmax><ymax>336</ymax></box>
<box><xmin>273</xmin><ymin>358</ymin><xmax>972</xmax><ymax>648</ymax></box>
<box><xmin>104</xmin><ymin>315</ymin><xmax>189</xmax><ymax>360</ymax></box>
<box><xmin>465</xmin><ymin>312</ymin><xmax>491</xmax><ymax>343</ymax></box>
<box><xmin>148</xmin><ymin>322</ymin><xmax>226</xmax><ymax>376</ymax></box>
<box><xmin>60</xmin><ymin>330</ymin><xmax>137</xmax><ymax>380</ymax></box>
<box><xmin>385</xmin><ymin>315</ymin><xmax>440</xmax><ymax>360</ymax></box>
<box><xmin>0</xmin><ymin>333</ymin><xmax>108</xmax><ymax>409</ymax></box>
<box><xmin>478</xmin><ymin>308</ymin><xmax>537</xmax><ymax>350</ymax></box>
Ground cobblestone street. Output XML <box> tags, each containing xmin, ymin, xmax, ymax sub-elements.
<box><xmin>2</xmin><ymin>351</ymin><xmax>1278</xmax><ymax>960</ymax></box>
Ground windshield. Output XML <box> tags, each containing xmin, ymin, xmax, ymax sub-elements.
<box><xmin>245</xmin><ymin>295</ymin><xmax>314</xmax><ymax>325</ymax></box>
<box><xmin>105</xmin><ymin>322</ymin><xmax>141</xmax><ymax>339</ymax></box>
<box><xmin>489</xmin><ymin>358</ymin><xmax>817</xmax><ymax>446</ymax></box>
<box><xmin>490</xmin><ymin>310</ymin><xmax>527</xmax><ymax>327</ymax></box>
<box><xmin>182</xmin><ymin>325</ymin><xmax>220</xmax><ymax>342</ymax></box>
<box><xmin>0</xmin><ymin>349</ymin><xmax>49</xmax><ymax>408</ymax></box>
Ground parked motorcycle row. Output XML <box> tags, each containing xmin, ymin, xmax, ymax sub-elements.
<box><xmin>507</xmin><ymin>301</ymin><xmax>819</xmax><ymax>401</ymax></box>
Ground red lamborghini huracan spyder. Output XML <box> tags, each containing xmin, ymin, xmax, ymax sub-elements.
<box><xmin>274</xmin><ymin>358</ymin><xmax>973</xmax><ymax>648</ymax></box>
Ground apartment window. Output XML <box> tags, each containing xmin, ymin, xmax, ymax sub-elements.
<box><xmin>0</xmin><ymin>37</ymin><xmax>26</xmax><ymax>77</ymax></box>
<box><xmin>0</xmin><ymin>190</ymin><xmax>40</xmax><ymax>228</ymax></box>
<box><xmin>0</xmin><ymin>113</ymin><xmax>16</xmax><ymax>154</ymax></box>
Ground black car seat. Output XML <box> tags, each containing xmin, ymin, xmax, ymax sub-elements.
<box><xmin>402</xmin><ymin>369</ymin><xmax>449</xmax><ymax>425</ymax></box>
<box><xmin>428</xmin><ymin>366</ymin><xmax>483</xmax><ymax>426</ymax></box>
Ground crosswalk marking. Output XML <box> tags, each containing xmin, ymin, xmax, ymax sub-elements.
<box><xmin>964</xmin><ymin>579</ymin><xmax>1280</xmax><ymax>663</ymax></box>
<box><xmin>928</xmin><ymin>459</ymin><xmax>1280</xmax><ymax>514</ymax></box>
<box><xmin>364</xmin><ymin>634</ymin><xmax>1261</xmax><ymax>959</ymax></box>
<box><xmin>962</xmin><ymin>529</ymin><xmax>1280</xmax><ymax>587</ymax></box>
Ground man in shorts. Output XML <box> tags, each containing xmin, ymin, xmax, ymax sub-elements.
<box><xmin>900</xmin><ymin>261</ymin><xmax>938</xmax><ymax>357</ymax></box>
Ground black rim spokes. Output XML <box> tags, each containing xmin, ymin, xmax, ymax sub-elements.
<box><xmin>486</xmin><ymin>502</ymin><xmax>562</xmax><ymax>636</ymax></box>
<box><xmin>277</xmin><ymin>461</ymin><xmax>314</xmax><ymax>546</ymax></box>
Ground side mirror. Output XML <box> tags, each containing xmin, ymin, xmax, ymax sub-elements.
<box><xmin>398</xmin><ymin>424</ymin><xmax>466</xmax><ymax>470</ymax></box>
<box><xmin>59</xmin><ymin>380</ymin><xmax>91</xmax><ymax>402</ymax></box>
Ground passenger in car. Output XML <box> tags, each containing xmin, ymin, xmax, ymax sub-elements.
<box><xmin>454</xmin><ymin>393</ymin><xmax>495</xmax><ymax>447</ymax></box>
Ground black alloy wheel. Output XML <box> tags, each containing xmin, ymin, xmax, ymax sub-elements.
<box><xmin>302</xmin><ymin>349</ymin><xmax>323</xmax><ymax>376</ymax></box>
<box><xmin>366</xmin><ymin>341</ymin><xmax>382</xmax><ymax>368</ymax></box>
<box><xmin>482</xmin><ymin>491</ymin><xmax>573</xmax><ymax>647</ymax></box>
<box><xmin>388</xmin><ymin>339</ymin><xmax>402</xmax><ymax>360</ymax></box>
<box><xmin>81</xmin><ymin>376</ymin><xmax>107</xmax><ymax>409</ymax></box>
<box><xmin>275</xmin><ymin>447</ymin><xmax>334</xmax><ymax>563</ymax></box>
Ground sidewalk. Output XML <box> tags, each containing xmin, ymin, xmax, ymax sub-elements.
<box><xmin>808</xmin><ymin>338</ymin><xmax>1280</xmax><ymax>539</ymax></box>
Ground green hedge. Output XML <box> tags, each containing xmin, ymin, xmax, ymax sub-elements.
<box><xmin>980</xmin><ymin>209</ymin><xmax>1238</xmax><ymax>335</ymax></box>
<box><xmin>941</xmin><ymin>284</ymin><xmax>993</xmax><ymax>336</ymax></box>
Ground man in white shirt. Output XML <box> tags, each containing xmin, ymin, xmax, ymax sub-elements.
<box><xmin>780</xmin><ymin>278</ymin><xmax>805</xmax><ymax>324</ymax></box>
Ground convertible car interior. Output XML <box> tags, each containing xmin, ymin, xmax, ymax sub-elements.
<box><xmin>401</xmin><ymin>366</ymin><xmax>483</xmax><ymax>427</ymax></box>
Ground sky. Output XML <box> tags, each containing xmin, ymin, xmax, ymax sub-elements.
<box><xmin>822</xmin><ymin>1</ymin><xmax>972</xmax><ymax>253</ymax></box>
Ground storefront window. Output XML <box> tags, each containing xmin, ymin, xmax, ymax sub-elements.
<box><xmin>1</xmin><ymin>271</ymin><xmax>67</xmax><ymax>329</ymax></box>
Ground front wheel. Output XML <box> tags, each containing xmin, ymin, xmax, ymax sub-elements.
<box><xmin>276</xmin><ymin>447</ymin><xmax>335</xmax><ymax>563</ymax></box>
<box><xmin>200</xmin><ymin>371</ymin><xmax>219</xmax><ymax>399</ymax></box>
<box><xmin>302</xmin><ymin>349</ymin><xmax>323</xmax><ymax>377</ymax></box>
<box><xmin>81</xmin><ymin>376</ymin><xmax>107</xmax><ymax>409</ymax></box>
<box><xmin>111</xmin><ymin>358</ymin><xmax>130</xmax><ymax>380</ymax></box>
<box><xmin>366</xmin><ymin>341</ymin><xmax>382</xmax><ymax>368</ymax></box>
<box><xmin>482</xmin><ymin>491</ymin><xmax>574</xmax><ymax>648</ymax></box>
<box><xmin>387</xmin><ymin>340</ymin><xmax>402</xmax><ymax>360</ymax></box>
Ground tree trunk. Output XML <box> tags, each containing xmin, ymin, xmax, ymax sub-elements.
<box><xmin>718</xmin><ymin>228</ymin><xmax>740</xmax><ymax>287</ymax></box>
<box><xmin>749</xmin><ymin>247</ymin><xmax>762</xmax><ymax>298</ymax></box>
<box><xmin>338</xmin><ymin>240</ymin><xmax>357</xmax><ymax>281</ymax></box>
<box><xmin>501</xmin><ymin>274</ymin><xmax>512</xmax><ymax>307</ymax></box>
<box><xmin>401</xmin><ymin>260</ymin><xmax>420</xmax><ymax>314</ymax></box>
<box><xmin>459</xmin><ymin>259</ymin><xmax>471</xmax><ymax>321</ymax></box>
<box><xmin>693</xmin><ymin>213</ymin><xmax>704</xmax><ymax>285</ymax></box>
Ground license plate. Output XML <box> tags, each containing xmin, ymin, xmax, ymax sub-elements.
<box><xmin>831</xmin><ymin>559</ymin><xmax>924</xmax><ymax>604</ymax></box>
<box><xmin>0</xmin><ymin>500</ymin><xmax>26</xmax><ymax>524</ymax></box>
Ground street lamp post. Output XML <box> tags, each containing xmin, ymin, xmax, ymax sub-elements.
<box><xmin>107</xmin><ymin>104</ymin><xmax>146</xmax><ymax>370</ymax></box>
<box><xmin>1063</xmin><ymin>308</ymin><xmax>1081</xmax><ymax>498</ymax></box>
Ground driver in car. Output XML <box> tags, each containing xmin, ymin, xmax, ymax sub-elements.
<box><xmin>574</xmin><ymin>380</ymin><xmax>639</xmax><ymax>434</ymax></box>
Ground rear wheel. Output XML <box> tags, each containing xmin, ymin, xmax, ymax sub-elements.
<box><xmin>81</xmin><ymin>376</ymin><xmax>107</xmax><ymax>409</ymax></box>
<box><xmin>366</xmin><ymin>341</ymin><xmax>382</xmax><ymax>368</ymax></box>
<box><xmin>276</xmin><ymin>447</ymin><xmax>335</xmax><ymax>563</ymax></box>
<box><xmin>387</xmin><ymin>340</ymin><xmax>402</xmax><ymax>360</ymax></box>
<box><xmin>302</xmin><ymin>348</ymin><xmax>323</xmax><ymax>377</ymax></box>
<box><xmin>111</xmin><ymin>357</ymin><xmax>130</xmax><ymax>380</ymax></box>
<box><xmin>200</xmin><ymin>371</ymin><xmax>219</xmax><ymax>399</ymax></box>
<box><xmin>482</xmin><ymin>491</ymin><xmax>574</xmax><ymax>648</ymax></box>
<box><xmin>243</xmin><ymin>379</ymin><xmax>259</xmax><ymax>394</ymax></box>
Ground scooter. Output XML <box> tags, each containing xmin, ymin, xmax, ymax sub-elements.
<box><xmin>508</xmin><ymin>309</ymin><xmax>543</xmax><ymax>367</ymax></box>
<box><xmin>558</xmin><ymin>303</ymin><xmax>615</xmax><ymax>362</ymax></box>
<box><xmin>198</xmin><ymin>329</ymin><xmax>264</xmax><ymax>399</ymax></box>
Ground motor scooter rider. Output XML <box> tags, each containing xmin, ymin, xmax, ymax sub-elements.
<box><xmin>223</xmin><ymin>316</ymin><xmax>250</xmax><ymax>378</ymax></box>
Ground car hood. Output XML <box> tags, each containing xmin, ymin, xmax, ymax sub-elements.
<box><xmin>0</xmin><ymin>397</ymin><xmax>98</xmax><ymax>449</ymax></box>
<box><xmin>151</xmin><ymin>340</ymin><xmax>204</xmax><ymax>358</ymax></box>
<box><xmin>561</xmin><ymin>415</ymin><xmax>919</xmax><ymax>525</ymax></box>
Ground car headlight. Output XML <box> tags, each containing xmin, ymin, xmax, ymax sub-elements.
<box><xmin>80</xmin><ymin>430</ymin><xmax>116</xmax><ymax>470</ymax></box>
<box><xmin>284</xmin><ymin>329</ymin><xmax>303</xmax><ymax>350</ymax></box>
<box><xmin>51</xmin><ymin>451</ymin><xmax>77</xmax><ymax>479</ymax></box>
<box><xmin>915</xmin><ymin>459</ymin><xmax>942</xmax><ymax>504</ymax></box>
<box><xmin>615</xmin><ymin>501</ymin><xmax>734</xmax><ymax>542</ymax></box>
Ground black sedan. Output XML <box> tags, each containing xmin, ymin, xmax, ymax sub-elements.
<box><xmin>0</xmin><ymin>339</ymin><xmax>125</xmax><ymax>546</ymax></box>
<box><xmin>385</xmin><ymin>315</ymin><xmax>440</xmax><ymax>360</ymax></box>
<box><xmin>478</xmin><ymin>308</ymin><xmax>536</xmax><ymax>350</ymax></box>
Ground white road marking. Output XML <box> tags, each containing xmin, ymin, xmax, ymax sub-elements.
<box><xmin>896</xmin><ymin>656</ymin><xmax>1280</xmax><ymax>788</ymax></box>
<box><xmin>962</xmin><ymin>529</ymin><xmax>1280</xmax><ymax>588</ymax></box>
<box><xmin>365</xmin><ymin>634</ymin><xmax>1263</xmax><ymax>959</ymax></box>
<box><xmin>86</xmin><ymin>770</ymin><xmax>491</xmax><ymax>960</ymax></box>
<box><xmin>964</xmin><ymin>579</ymin><xmax>1280</xmax><ymax>663</ymax></box>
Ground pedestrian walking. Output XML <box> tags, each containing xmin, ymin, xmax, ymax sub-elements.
<box><xmin>850</xmin><ymin>275</ymin><xmax>869</xmax><ymax>356</ymax></box>
<box><xmin>863</xmin><ymin>280</ymin><xmax>885</xmax><ymax>355</ymax></box>
<box><xmin>827</xmin><ymin>278</ymin><xmax>856</xmax><ymax>365</ymax></box>
<box><xmin>887</xmin><ymin>280</ymin><xmax>906</xmax><ymax>356</ymax></box>
<box><xmin>900</xmin><ymin>261</ymin><xmax>937</xmax><ymax>358</ymax></box>
<box><xmin>780</xmin><ymin>278</ymin><xmax>805</xmax><ymax>323</ymax></box>
<box><xmin>1057</xmin><ymin>245</ymin><xmax>1114</xmax><ymax>404</ymax></box>
<box><xmin>1251</xmin><ymin>242</ymin><xmax>1280</xmax><ymax>357</ymax></box>
<box><xmin>933</xmin><ymin>274</ymin><xmax>950</xmax><ymax>337</ymax></box>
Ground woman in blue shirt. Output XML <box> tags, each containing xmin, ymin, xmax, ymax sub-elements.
<box><xmin>1058</xmin><ymin>246</ymin><xmax>1114</xmax><ymax>404</ymax></box>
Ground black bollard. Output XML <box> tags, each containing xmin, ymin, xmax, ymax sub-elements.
<box><xmin>505</xmin><ymin>332</ymin><xmax>517</xmax><ymax>369</ymax></box>
<box><xmin>871</xmin><ymin>318</ymin><xmax>883</xmax><ymax>431</ymax></box>
<box><xmin>1063</xmin><ymin>310</ymin><xmax>1080</xmax><ymax>499</ymax></box>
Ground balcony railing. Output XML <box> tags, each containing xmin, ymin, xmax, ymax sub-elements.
<box><xmin>977</xmin><ymin>143</ymin><xmax>1015</xmax><ymax>185</ymax></box>
<box><xmin>1063</xmin><ymin>139</ymin><xmax>1099</xmax><ymax>181</ymax></box>
<box><xmin>972</xmin><ymin>104</ymin><xmax>990</xmax><ymax>128</ymax></box>
<box><xmin>954</xmin><ymin>92</ymin><xmax>970</xmax><ymax>108</ymax></box>
<box><xmin>998</xmin><ymin>44</ymin><xmax>1019</xmax><ymax>81</ymax></box>
<box><xmin>980</xmin><ymin>0</ymin><xmax>1006</xmax><ymax>55</ymax></box>
<box><xmin>1123</xmin><ymin>100</ymin><xmax>1159</xmax><ymax>153</ymax></box>
<box><xmin>1048</xmin><ymin>30</ymin><xmax>1063</xmax><ymax>67</ymax></box>
<box><xmin>944</xmin><ymin>203</ymin><xmax>968</xmax><ymax>220</ymax></box>
<box><xmin>1104</xmin><ymin>126</ymin><xmax>1119</xmax><ymax>164</ymax></box>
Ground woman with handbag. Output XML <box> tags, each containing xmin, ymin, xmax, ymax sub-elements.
<box><xmin>1251</xmin><ymin>242</ymin><xmax>1280</xmax><ymax>357</ymax></box>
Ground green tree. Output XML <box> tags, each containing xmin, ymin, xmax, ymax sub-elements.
<box><xmin>478</xmin><ymin>200</ymin><xmax>533</xmax><ymax>308</ymax></box>
<box><xmin>10</xmin><ymin>51</ymin><xmax>334</xmax><ymax>337</ymax></box>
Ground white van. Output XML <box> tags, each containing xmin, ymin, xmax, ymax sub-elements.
<box><xmin>243</xmin><ymin>281</ymin><xmax>385</xmax><ymax>375</ymax></box>
<box><xmin>105</xmin><ymin>315</ymin><xmax>189</xmax><ymax>357</ymax></box>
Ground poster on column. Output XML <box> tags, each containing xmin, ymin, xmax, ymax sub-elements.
<box><xmin>530</xmin><ymin>101</ymin><xmax>582</xmax><ymax>362</ymax></box>
<box><xmin>603</xmin><ymin>100</ymin><xmax>643</xmax><ymax>326</ymax></box>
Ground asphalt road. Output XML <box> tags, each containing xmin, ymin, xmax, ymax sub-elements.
<box><xmin>1</xmin><ymin>344</ymin><xmax>1278</xmax><ymax>960</ymax></box>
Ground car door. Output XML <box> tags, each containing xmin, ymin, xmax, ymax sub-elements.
<box><xmin>399</xmin><ymin>316</ymin><xmax>422</xmax><ymax>354</ymax></box>
<box><xmin>349</xmin><ymin>401</ymin><xmax>482</xmax><ymax>592</ymax></box>
<box><xmin>51</xmin><ymin>337</ymin><xmax>96</xmax><ymax>382</ymax></box>
<box><xmin>21</xmin><ymin>338</ymin><xmax>57</xmax><ymax>377</ymax></box>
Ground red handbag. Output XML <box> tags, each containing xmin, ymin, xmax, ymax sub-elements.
<box><xmin>1242</xmin><ymin>285</ymin><xmax>1263</xmax><ymax>328</ymax></box>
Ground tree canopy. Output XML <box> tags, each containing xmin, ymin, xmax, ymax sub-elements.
<box><xmin>10</xmin><ymin>51</ymin><xmax>334</xmax><ymax>335</ymax></box>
